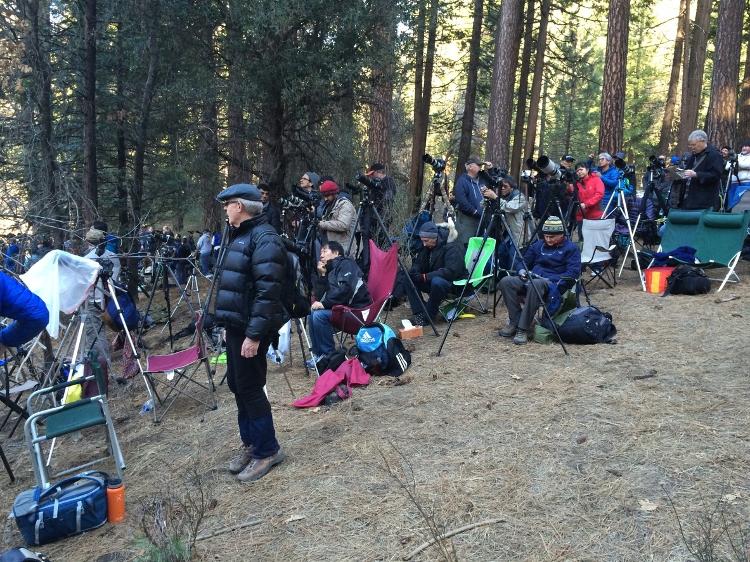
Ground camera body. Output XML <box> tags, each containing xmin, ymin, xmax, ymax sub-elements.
<box><xmin>422</xmin><ymin>153</ymin><xmax>446</xmax><ymax>173</ymax></box>
<box><xmin>614</xmin><ymin>157</ymin><xmax>635</xmax><ymax>176</ymax></box>
<box><xmin>94</xmin><ymin>257</ymin><xmax>114</xmax><ymax>279</ymax></box>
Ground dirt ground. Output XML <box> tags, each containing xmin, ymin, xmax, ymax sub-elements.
<box><xmin>1</xmin><ymin>261</ymin><xmax>749</xmax><ymax>561</ymax></box>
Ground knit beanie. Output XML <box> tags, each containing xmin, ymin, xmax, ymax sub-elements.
<box><xmin>418</xmin><ymin>221</ymin><xmax>439</xmax><ymax>239</ymax></box>
<box><xmin>319</xmin><ymin>180</ymin><xmax>339</xmax><ymax>195</ymax></box>
<box><xmin>306</xmin><ymin>172</ymin><xmax>321</xmax><ymax>188</ymax></box>
<box><xmin>542</xmin><ymin>216</ymin><xmax>565</xmax><ymax>234</ymax></box>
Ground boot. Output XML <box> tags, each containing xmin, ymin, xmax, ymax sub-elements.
<box><xmin>513</xmin><ymin>329</ymin><xmax>528</xmax><ymax>345</ymax></box>
<box><xmin>498</xmin><ymin>323</ymin><xmax>517</xmax><ymax>338</ymax></box>
<box><xmin>228</xmin><ymin>446</ymin><xmax>254</xmax><ymax>474</ymax></box>
<box><xmin>237</xmin><ymin>448</ymin><xmax>286</xmax><ymax>482</ymax></box>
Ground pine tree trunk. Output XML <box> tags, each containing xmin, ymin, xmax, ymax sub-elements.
<box><xmin>706</xmin><ymin>0</ymin><xmax>746</xmax><ymax>148</ymax></box>
<box><xmin>198</xmin><ymin>24</ymin><xmax>221</xmax><ymax>231</ymax></box>
<box><xmin>367</xmin><ymin>0</ymin><xmax>396</xmax><ymax>167</ymax></box>
<box><xmin>115</xmin><ymin>21</ymin><xmax>128</xmax><ymax>232</ymax></box>
<box><xmin>414</xmin><ymin>0</ymin><xmax>438</xmax><ymax>203</ymax></box>
<box><xmin>598</xmin><ymin>0</ymin><xmax>630</xmax><ymax>154</ymax></box>
<box><xmin>455</xmin><ymin>0</ymin><xmax>484</xmax><ymax>184</ymax></box>
<box><xmin>227</xmin><ymin>0</ymin><xmax>248</xmax><ymax>185</ymax></box>
<box><xmin>82</xmin><ymin>0</ymin><xmax>97</xmax><ymax>224</ymax></box>
<box><xmin>738</xmin><ymin>14</ymin><xmax>750</xmax><ymax>141</ymax></box>
<box><xmin>510</xmin><ymin>0</ymin><xmax>534</xmax><ymax>179</ymax></box>
<box><xmin>678</xmin><ymin>0</ymin><xmax>711</xmax><ymax>148</ymax></box>
<box><xmin>486</xmin><ymin>0</ymin><xmax>523</xmax><ymax>167</ymax></box>
<box><xmin>407</xmin><ymin>1</ymin><xmax>426</xmax><ymax>205</ymax></box>
<box><xmin>523</xmin><ymin>0</ymin><xmax>550</xmax><ymax>161</ymax></box>
<box><xmin>657</xmin><ymin>0</ymin><xmax>689</xmax><ymax>155</ymax></box>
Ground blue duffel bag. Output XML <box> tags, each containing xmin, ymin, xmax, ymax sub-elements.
<box><xmin>13</xmin><ymin>471</ymin><xmax>108</xmax><ymax>546</ymax></box>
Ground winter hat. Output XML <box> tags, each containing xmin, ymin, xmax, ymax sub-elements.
<box><xmin>319</xmin><ymin>180</ymin><xmax>339</xmax><ymax>195</ymax></box>
<box><xmin>418</xmin><ymin>221</ymin><xmax>439</xmax><ymax>239</ymax></box>
<box><xmin>306</xmin><ymin>172</ymin><xmax>321</xmax><ymax>188</ymax></box>
<box><xmin>542</xmin><ymin>216</ymin><xmax>565</xmax><ymax>234</ymax></box>
<box><xmin>85</xmin><ymin>227</ymin><xmax>106</xmax><ymax>243</ymax></box>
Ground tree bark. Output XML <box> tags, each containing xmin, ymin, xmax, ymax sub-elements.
<box><xmin>706</xmin><ymin>0</ymin><xmax>746</xmax><ymax>149</ymax></box>
<box><xmin>523</xmin><ymin>0</ymin><xmax>550</xmax><ymax>161</ymax></box>
<box><xmin>414</xmin><ymin>0</ymin><xmax>438</xmax><ymax>203</ymax></box>
<box><xmin>598</xmin><ymin>0</ymin><xmax>631</xmax><ymax>154</ymax></box>
<box><xmin>131</xmin><ymin>0</ymin><xmax>160</xmax><ymax>223</ymax></box>
<box><xmin>738</xmin><ymin>9</ymin><xmax>750</xmax><ymax>142</ymax></box>
<box><xmin>367</xmin><ymin>0</ymin><xmax>396</xmax><ymax>168</ymax></box>
<box><xmin>115</xmin><ymin>21</ymin><xmax>128</xmax><ymax>232</ymax></box>
<box><xmin>455</xmin><ymin>0</ymin><xmax>484</xmax><ymax>184</ymax></box>
<box><xmin>510</xmin><ymin>0</ymin><xmax>533</xmax><ymax>179</ymax></box>
<box><xmin>486</xmin><ymin>0</ymin><xmax>523</xmax><ymax>167</ymax></box>
<box><xmin>407</xmin><ymin>1</ymin><xmax>426</xmax><ymax>205</ymax></box>
<box><xmin>677</xmin><ymin>0</ymin><xmax>711</xmax><ymax>149</ymax></box>
<box><xmin>198</xmin><ymin>23</ymin><xmax>221</xmax><ymax>230</ymax></box>
<box><xmin>82</xmin><ymin>0</ymin><xmax>97</xmax><ymax>224</ymax></box>
<box><xmin>657</xmin><ymin>0</ymin><xmax>689</xmax><ymax>155</ymax></box>
<box><xmin>227</xmin><ymin>0</ymin><xmax>248</xmax><ymax>184</ymax></box>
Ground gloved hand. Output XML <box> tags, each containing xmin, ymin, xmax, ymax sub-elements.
<box><xmin>518</xmin><ymin>269</ymin><xmax>528</xmax><ymax>281</ymax></box>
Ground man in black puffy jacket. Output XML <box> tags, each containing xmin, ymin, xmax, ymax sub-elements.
<box><xmin>215</xmin><ymin>183</ymin><xmax>288</xmax><ymax>483</ymax></box>
<box><xmin>406</xmin><ymin>221</ymin><xmax>468</xmax><ymax>325</ymax></box>
<box><xmin>309</xmin><ymin>241</ymin><xmax>371</xmax><ymax>361</ymax></box>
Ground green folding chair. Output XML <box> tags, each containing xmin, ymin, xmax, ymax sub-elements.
<box><xmin>658</xmin><ymin>210</ymin><xmax>703</xmax><ymax>254</ymax></box>
<box><xmin>673</xmin><ymin>211</ymin><xmax>750</xmax><ymax>292</ymax></box>
<box><xmin>440</xmin><ymin>236</ymin><xmax>496</xmax><ymax>320</ymax></box>
<box><xmin>24</xmin><ymin>352</ymin><xmax>125</xmax><ymax>489</ymax></box>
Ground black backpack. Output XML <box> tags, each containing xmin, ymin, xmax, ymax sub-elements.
<box><xmin>282</xmin><ymin>250</ymin><xmax>311</xmax><ymax>319</ymax></box>
<box><xmin>548</xmin><ymin>306</ymin><xmax>617</xmax><ymax>344</ymax></box>
<box><xmin>663</xmin><ymin>265</ymin><xmax>711</xmax><ymax>296</ymax></box>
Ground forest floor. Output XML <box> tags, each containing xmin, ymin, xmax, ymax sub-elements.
<box><xmin>1</xmin><ymin>260</ymin><xmax>750</xmax><ymax>561</ymax></box>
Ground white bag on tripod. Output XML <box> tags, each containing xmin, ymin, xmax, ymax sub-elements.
<box><xmin>267</xmin><ymin>321</ymin><xmax>291</xmax><ymax>364</ymax></box>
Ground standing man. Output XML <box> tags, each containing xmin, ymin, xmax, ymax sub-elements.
<box><xmin>365</xmin><ymin>162</ymin><xmax>397</xmax><ymax>226</ymax></box>
<box><xmin>454</xmin><ymin>156</ymin><xmax>490</xmax><ymax>246</ymax></box>
<box><xmin>196</xmin><ymin>229</ymin><xmax>213</xmax><ymax>276</ymax></box>
<box><xmin>259</xmin><ymin>183</ymin><xmax>282</xmax><ymax>233</ymax></box>
<box><xmin>215</xmin><ymin>183</ymin><xmax>288</xmax><ymax>482</ymax></box>
<box><xmin>317</xmin><ymin>180</ymin><xmax>356</xmax><ymax>252</ymax></box>
<box><xmin>682</xmin><ymin>130</ymin><xmax>724</xmax><ymax>210</ymax></box>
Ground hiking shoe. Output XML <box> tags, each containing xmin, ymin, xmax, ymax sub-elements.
<box><xmin>498</xmin><ymin>323</ymin><xmax>517</xmax><ymax>338</ymax></box>
<box><xmin>410</xmin><ymin>313</ymin><xmax>428</xmax><ymax>326</ymax></box>
<box><xmin>228</xmin><ymin>446</ymin><xmax>254</xmax><ymax>474</ymax></box>
<box><xmin>513</xmin><ymin>329</ymin><xmax>528</xmax><ymax>345</ymax></box>
<box><xmin>304</xmin><ymin>356</ymin><xmax>319</xmax><ymax>370</ymax></box>
<box><xmin>237</xmin><ymin>448</ymin><xmax>286</xmax><ymax>482</ymax></box>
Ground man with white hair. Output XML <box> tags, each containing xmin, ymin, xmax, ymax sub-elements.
<box><xmin>682</xmin><ymin>129</ymin><xmax>723</xmax><ymax>210</ymax></box>
<box><xmin>214</xmin><ymin>183</ymin><xmax>288</xmax><ymax>482</ymax></box>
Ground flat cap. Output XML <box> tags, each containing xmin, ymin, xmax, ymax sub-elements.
<box><xmin>216</xmin><ymin>183</ymin><xmax>262</xmax><ymax>203</ymax></box>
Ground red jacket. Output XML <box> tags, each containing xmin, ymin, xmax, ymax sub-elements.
<box><xmin>574</xmin><ymin>174</ymin><xmax>604</xmax><ymax>221</ymax></box>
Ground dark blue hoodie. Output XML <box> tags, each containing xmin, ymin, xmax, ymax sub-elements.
<box><xmin>0</xmin><ymin>272</ymin><xmax>49</xmax><ymax>347</ymax></box>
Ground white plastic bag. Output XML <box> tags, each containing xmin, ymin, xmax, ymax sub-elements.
<box><xmin>20</xmin><ymin>250</ymin><xmax>100</xmax><ymax>338</ymax></box>
<box><xmin>267</xmin><ymin>321</ymin><xmax>291</xmax><ymax>364</ymax></box>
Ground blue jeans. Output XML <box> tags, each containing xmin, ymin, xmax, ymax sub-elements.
<box><xmin>309</xmin><ymin>309</ymin><xmax>335</xmax><ymax>357</ymax></box>
<box><xmin>199</xmin><ymin>252</ymin><xmax>211</xmax><ymax>275</ymax></box>
<box><xmin>407</xmin><ymin>276</ymin><xmax>452</xmax><ymax>319</ymax></box>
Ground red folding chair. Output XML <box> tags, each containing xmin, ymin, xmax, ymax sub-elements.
<box><xmin>143</xmin><ymin>312</ymin><xmax>217</xmax><ymax>422</ymax></box>
<box><xmin>331</xmin><ymin>240</ymin><xmax>398</xmax><ymax>335</ymax></box>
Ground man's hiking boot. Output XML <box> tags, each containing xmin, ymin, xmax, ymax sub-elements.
<box><xmin>237</xmin><ymin>448</ymin><xmax>286</xmax><ymax>482</ymax></box>
<box><xmin>228</xmin><ymin>446</ymin><xmax>254</xmax><ymax>474</ymax></box>
<box><xmin>513</xmin><ymin>329</ymin><xmax>528</xmax><ymax>345</ymax></box>
<box><xmin>498</xmin><ymin>323</ymin><xmax>517</xmax><ymax>338</ymax></box>
<box><xmin>410</xmin><ymin>313</ymin><xmax>427</xmax><ymax>326</ymax></box>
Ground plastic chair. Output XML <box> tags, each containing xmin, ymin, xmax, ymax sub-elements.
<box><xmin>580</xmin><ymin>219</ymin><xmax>617</xmax><ymax>289</ymax></box>
<box><xmin>440</xmin><ymin>236</ymin><xmax>496</xmax><ymax>320</ymax></box>
<box><xmin>672</xmin><ymin>210</ymin><xmax>750</xmax><ymax>291</ymax></box>
<box><xmin>143</xmin><ymin>311</ymin><xmax>217</xmax><ymax>422</ymax></box>
<box><xmin>24</xmin><ymin>352</ymin><xmax>124</xmax><ymax>489</ymax></box>
<box><xmin>331</xmin><ymin>240</ymin><xmax>398</xmax><ymax>335</ymax></box>
<box><xmin>657</xmin><ymin>210</ymin><xmax>703</xmax><ymax>254</ymax></box>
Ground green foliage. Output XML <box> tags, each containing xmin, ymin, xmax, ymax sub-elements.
<box><xmin>135</xmin><ymin>537</ymin><xmax>191</xmax><ymax>562</ymax></box>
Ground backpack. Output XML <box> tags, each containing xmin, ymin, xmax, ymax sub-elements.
<box><xmin>552</xmin><ymin>306</ymin><xmax>617</xmax><ymax>344</ymax></box>
<box><xmin>355</xmin><ymin>323</ymin><xmax>411</xmax><ymax>376</ymax></box>
<box><xmin>252</xmin><ymin>231</ymin><xmax>310</xmax><ymax>319</ymax></box>
<box><xmin>104</xmin><ymin>281</ymin><xmax>139</xmax><ymax>331</ymax></box>
<box><xmin>663</xmin><ymin>265</ymin><xmax>711</xmax><ymax>295</ymax></box>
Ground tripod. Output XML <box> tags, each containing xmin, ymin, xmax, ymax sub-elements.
<box><xmin>437</xmin><ymin>203</ymin><xmax>568</xmax><ymax>356</ymax></box>
<box><xmin>603</xmin><ymin>176</ymin><xmax>647</xmax><ymax>291</ymax></box>
<box><xmin>721</xmin><ymin>158</ymin><xmax>737</xmax><ymax>211</ymax></box>
<box><xmin>346</xmin><ymin>185</ymin><xmax>440</xmax><ymax>336</ymax></box>
<box><xmin>161</xmin><ymin>257</ymin><xmax>203</xmax><ymax>335</ymax></box>
<box><xmin>529</xmin><ymin>181</ymin><xmax>576</xmax><ymax>240</ymax></box>
<box><xmin>405</xmin><ymin>168</ymin><xmax>456</xmax><ymax>255</ymax></box>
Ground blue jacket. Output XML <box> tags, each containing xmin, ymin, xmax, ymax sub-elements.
<box><xmin>523</xmin><ymin>238</ymin><xmax>581</xmax><ymax>293</ymax></box>
<box><xmin>454</xmin><ymin>173</ymin><xmax>486</xmax><ymax>218</ymax></box>
<box><xmin>0</xmin><ymin>272</ymin><xmax>49</xmax><ymax>347</ymax></box>
<box><xmin>598</xmin><ymin>166</ymin><xmax>633</xmax><ymax>208</ymax></box>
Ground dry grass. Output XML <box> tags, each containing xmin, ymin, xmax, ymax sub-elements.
<box><xmin>1</xmin><ymin>261</ymin><xmax>750</xmax><ymax>561</ymax></box>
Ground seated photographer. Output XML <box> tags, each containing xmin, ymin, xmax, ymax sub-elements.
<box><xmin>498</xmin><ymin>216</ymin><xmax>581</xmax><ymax>345</ymax></box>
<box><xmin>454</xmin><ymin>156</ymin><xmax>490</xmax><ymax>246</ymax></box>
<box><xmin>309</xmin><ymin>241</ymin><xmax>371</xmax><ymax>363</ymax></box>
<box><xmin>406</xmin><ymin>221</ymin><xmax>468</xmax><ymax>325</ymax></box>
<box><xmin>480</xmin><ymin>176</ymin><xmax>531</xmax><ymax>270</ymax></box>
<box><xmin>318</xmin><ymin>180</ymin><xmax>356</xmax><ymax>253</ymax></box>
<box><xmin>572</xmin><ymin>162</ymin><xmax>604</xmax><ymax>239</ymax></box>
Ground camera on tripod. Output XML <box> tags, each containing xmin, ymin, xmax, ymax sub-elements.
<box><xmin>422</xmin><ymin>153</ymin><xmax>446</xmax><ymax>174</ymax></box>
<box><xmin>647</xmin><ymin>155</ymin><xmax>665</xmax><ymax>170</ymax></box>
<box><xmin>534</xmin><ymin>155</ymin><xmax>575</xmax><ymax>183</ymax></box>
<box><xmin>94</xmin><ymin>257</ymin><xmax>115</xmax><ymax>279</ymax></box>
<box><xmin>478</xmin><ymin>166</ymin><xmax>510</xmax><ymax>189</ymax></box>
<box><xmin>614</xmin><ymin>157</ymin><xmax>635</xmax><ymax>176</ymax></box>
<box><xmin>279</xmin><ymin>194</ymin><xmax>309</xmax><ymax>211</ymax></box>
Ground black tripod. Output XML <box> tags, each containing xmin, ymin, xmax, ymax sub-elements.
<box><xmin>437</xmin><ymin>203</ymin><xmax>568</xmax><ymax>356</ymax></box>
<box><xmin>346</xmin><ymin>185</ymin><xmax>440</xmax><ymax>336</ymax></box>
<box><xmin>529</xmin><ymin>181</ymin><xmax>577</xmax><ymax>240</ymax></box>
<box><xmin>405</xmin><ymin>167</ymin><xmax>456</xmax><ymax>256</ymax></box>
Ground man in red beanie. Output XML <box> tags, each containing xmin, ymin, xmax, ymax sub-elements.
<box><xmin>318</xmin><ymin>180</ymin><xmax>356</xmax><ymax>254</ymax></box>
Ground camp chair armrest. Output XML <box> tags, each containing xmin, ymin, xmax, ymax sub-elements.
<box><xmin>26</xmin><ymin>375</ymin><xmax>96</xmax><ymax>411</ymax></box>
<box><xmin>26</xmin><ymin>397</ymin><xmax>96</xmax><ymax>425</ymax></box>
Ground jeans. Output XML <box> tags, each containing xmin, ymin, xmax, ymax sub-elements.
<box><xmin>309</xmin><ymin>309</ymin><xmax>335</xmax><ymax>357</ymax></box>
<box><xmin>199</xmin><ymin>252</ymin><xmax>211</xmax><ymax>275</ymax></box>
<box><xmin>407</xmin><ymin>276</ymin><xmax>452</xmax><ymax>319</ymax></box>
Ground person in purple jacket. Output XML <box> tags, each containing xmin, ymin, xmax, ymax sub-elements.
<box><xmin>0</xmin><ymin>271</ymin><xmax>49</xmax><ymax>353</ymax></box>
<box><xmin>498</xmin><ymin>216</ymin><xmax>580</xmax><ymax>345</ymax></box>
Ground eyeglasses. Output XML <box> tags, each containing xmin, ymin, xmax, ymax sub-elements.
<box><xmin>301</xmin><ymin>176</ymin><xmax>310</xmax><ymax>182</ymax></box>
<box><xmin>222</xmin><ymin>199</ymin><xmax>240</xmax><ymax>208</ymax></box>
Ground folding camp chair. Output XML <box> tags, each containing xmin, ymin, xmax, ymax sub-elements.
<box><xmin>670</xmin><ymin>211</ymin><xmax>750</xmax><ymax>292</ymax></box>
<box><xmin>439</xmin><ymin>236</ymin><xmax>496</xmax><ymax>320</ymax></box>
<box><xmin>143</xmin><ymin>311</ymin><xmax>217</xmax><ymax>422</ymax></box>
<box><xmin>24</xmin><ymin>352</ymin><xmax>125</xmax><ymax>489</ymax></box>
<box><xmin>580</xmin><ymin>219</ymin><xmax>617</xmax><ymax>290</ymax></box>
<box><xmin>330</xmin><ymin>240</ymin><xmax>399</xmax><ymax>336</ymax></box>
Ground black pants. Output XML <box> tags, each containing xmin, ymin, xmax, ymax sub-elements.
<box><xmin>225</xmin><ymin>328</ymin><xmax>279</xmax><ymax>458</ymax></box>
